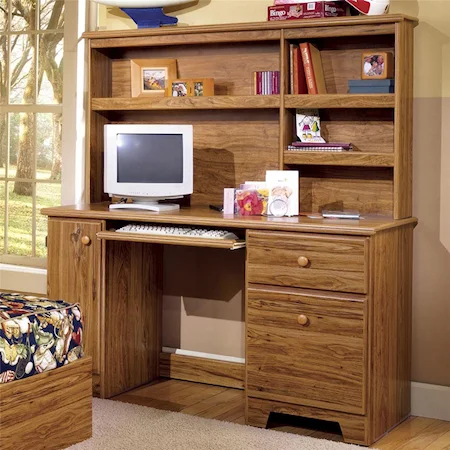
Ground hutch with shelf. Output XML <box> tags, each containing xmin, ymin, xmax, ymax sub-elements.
<box><xmin>43</xmin><ymin>14</ymin><xmax>417</xmax><ymax>446</ymax></box>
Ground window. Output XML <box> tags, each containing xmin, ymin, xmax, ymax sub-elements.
<box><xmin>0</xmin><ymin>0</ymin><xmax>63</xmax><ymax>268</ymax></box>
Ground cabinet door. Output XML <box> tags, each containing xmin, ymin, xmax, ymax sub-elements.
<box><xmin>246</xmin><ymin>286</ymin><xmax>367</xmax><ymax>415</ymax></box>
<box><xmin>47</xmin><ymin>218</ymin><xmax>104</xmax><ymax>385</ymax></box>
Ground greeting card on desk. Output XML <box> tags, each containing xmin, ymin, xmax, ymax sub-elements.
<box><xmin>266</xmin><ymin>170</ymin><xmax>299</xmax><ymax>217</ymax></box>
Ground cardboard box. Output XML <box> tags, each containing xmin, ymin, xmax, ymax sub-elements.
<box><xmin>268</xmin><ymin>1</ymin><xmax>348</xmax><ymax>21</ymax></box>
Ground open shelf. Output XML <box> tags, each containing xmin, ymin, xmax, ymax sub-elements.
<box><xmin>284</xmin><ymin>151</ymin><xmax>395</xmax><ymax>167</ymax></box>
<box><xmin>92</xmin><ymin>95</ymin><xmax>281</xmax><ymax>111</ymax></box>
<box><xmin>97</xmin><ymin>230</ymin><xmax>246</xmax><ymax>250</ymax></box>
<box><xmin>284</xmin><ymin>94</ymin><xmax>395</xmax><ymax>109</ymax></box>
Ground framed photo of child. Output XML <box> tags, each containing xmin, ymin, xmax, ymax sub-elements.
<box><xmin>130</xmin><ymin>59</ymin><xmax>177</xmax><ymax>97</ymax></box>
<box><xmin>191</xmin><ymin>79</ymin><xmax>214</xmax><ymax>96</ymax></box>
<box><xmin>361</xmin><ymin>52</ymin><xmax>394</xmax><ymax>79</ymax></box>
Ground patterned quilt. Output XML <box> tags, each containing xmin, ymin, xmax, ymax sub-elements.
<box><xmin>0</xmin><ymin>292</ymin><xmax>84</xmax><ymax>384</ymax></box>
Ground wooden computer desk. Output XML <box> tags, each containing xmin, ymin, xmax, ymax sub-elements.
<box><xmin>42</xmin><ymin>203</ymin><xmax>416</xmax><ymax>445</ymax></box>
<box><xmin>43</xmin><ymin>15</ymin><xmax>418</xmax><ymax>446</ymax></box>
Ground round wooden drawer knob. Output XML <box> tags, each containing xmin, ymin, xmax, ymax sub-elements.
<box><xmin>297</xmin><ymin>314</ymin><xmax>309</xmax><ymax>326</ymax></box>
<box><xmin>81</xmin><ymin>236</ymin><xmax>91</xmax><ymax>246</ymax></box>
<box><xmin>297</xmin><ymin>256</ymin><xmax>309</xmax><ymax>267</ymax></box>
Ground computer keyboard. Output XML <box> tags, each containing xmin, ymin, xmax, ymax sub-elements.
<box><xmin>116</xmin><ymin>224</ymin><xmax>239</xmax><ymax>240</ymax></box>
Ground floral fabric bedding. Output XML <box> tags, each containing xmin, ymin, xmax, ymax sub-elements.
<box><xmin>0</xmin><ymin>292</ymin><xmax>84</xmax><ymax>384</ymax></box>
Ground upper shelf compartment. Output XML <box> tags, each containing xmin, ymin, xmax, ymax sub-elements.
<box><xmin>92</xmin><ymin>95</ymin><xmax>281</xmax><ymax>111</ymax></box>
<box><xmin>284</xmin><ymin>94</ymin><xmax>395</xmax><ymax>109</ymax></box>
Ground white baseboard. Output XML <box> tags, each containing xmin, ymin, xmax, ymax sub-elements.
<box><xmin>0</xmin><ymin>264</ymin><xmax>47</xmax><ymax>295</ymax></box>
<box><xmin>411</xmin><ymin>381</ymin><xmax>450</xmax><ymax>421</ymax></box>
<box><xmin>162</xmin><ymin>347</ymin><xmax>245</xmax><ymax>364</ymax></box>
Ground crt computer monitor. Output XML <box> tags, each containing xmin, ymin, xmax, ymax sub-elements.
<box><xmin>104</xmin><ymin>124</ymin><xmax>193</xmax><ymax>212</ymax></box>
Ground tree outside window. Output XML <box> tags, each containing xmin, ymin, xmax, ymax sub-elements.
<box><xmin>0</xmin><ymin>0</ymin><xmax>63</xmax><ymax>265</ymax></box>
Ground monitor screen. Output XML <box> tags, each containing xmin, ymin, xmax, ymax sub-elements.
<box><xmin>117</xmin><ymin>133</ymin><xmax>183</xmax><ymax>184</ymax></box>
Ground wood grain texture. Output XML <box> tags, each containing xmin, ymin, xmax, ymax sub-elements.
<box><xmin>283</xmin><ymin>23</ymin><xmax>395</xmax><ymax>40</ymax></box>
<box><xmin>246</xmin><ymin>286</ymin><xmax>366</xmax><ymax>414</ymax></box>
<box><xmin>103</xmin><ymin>240</ymin><xmax>163</xmax><ymax>398</ymax></box>
<box><xmin>89</xmin><ymin>112</ymin><xmax>109</xmax><ymax>204</ymax></box>
<box><xmin>92</xmin><ymin>96</ymin><xmax>281</xmax><ymax>110</ymax></box>
<box><xmin>90</xmin><ymin>30</ymin><xmax>281</xmax><ymax>48</ymax></box>
<box><xmin>247</xmin><ymin>231</ymin><xmax>368</xmax><ymax>294</ymax></box>
<box><xmin>0</xmin><ymin>357</ymin><xmax>92</xmax><ymax>450</ymax></box>
<box><xmin>366</xmin><ymin>224</ymin><xmax>414</xmax><ymax>443</ymax></box>
<box><xmin>284</xmin><ymin>152</ymin><xmax>395</xmax><ymax>167</ymax></box>
<box><xmin>83</xmin><ymin>15</ymin><xmax>417</xmax><ymax>41</ymax></box>
<box><xmin>97</xmin><ymin>230</ymin><xmax>245</xmax><ymax>250</ymax></box>
<box><xmin>246</xmin><ymin>396</ymin><xmax>368</xmax><ymax>445</ymax></box>
<box><xmin>299</xmin><ymin>166</ymin><xmax>394</xmax><ymax>216</ymax></box>
<box><xmin>284</xmin><ymin>94</ymin><xmax>395</xmax><ymax>109</ymax></box>
<box><xmin>394</xmin><ymin>21</ymin><xmax>414</xmax><ymax>219</ymax></box>
<box><xmin>159</xmin><ymin>352</ymin><xmax>245</xmax><ymax>389</ymax></box>
<box><xmin>41</xmin><ymin>203</ymin><xmax>418</xmax><ymax>236</ymax></box>
<box><xmin>47</xmin><ymin>218</ymin><xmax>104</xmax><ymax>393</ymax></box>
<box><xmin>111</xmin><ymin>42</ymin><xmax>280</xmax><ymax>97</ymax></box>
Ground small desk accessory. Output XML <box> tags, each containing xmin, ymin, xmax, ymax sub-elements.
<box><xmin>361</xmin><ymin>51</ymin><xmax>394</xmax><ymax>79</ymax></box>
<box><xmin>322</xmin><ymin>210</ymin><xmax>360</xmax><ymax>219</ymax></box>
<box><xmin>266</xmin><ymin>170</ymin><xmax>299</xmax><ymax>217</ymax></box>
<box><xmin>296</xmin><ymin>110</ymin><xmax>325</xmax><ymax>143</ymax></box>
<box><xmin>348</xmin><ymin>79</ymin><xmax>394</xmax><ymax>94</ymax></box>
<box><xmin>287</xmin><ymin>142</ymin><xmax>353</xmax><ymax>152</ymax></box>
<box><xmin>130</xmin><ymin>58</ymin><xmax>177</xmax><ymax>97</ymax></box>
<box><xmin>166</xmin><ymin>78</ymin><xmax>214</xmax><ymax>97</ymax></box>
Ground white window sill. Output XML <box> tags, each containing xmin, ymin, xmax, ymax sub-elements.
<box><xmin>0</xmin><ymin>264</ymin><xmax>47</xmax><ymax>295</ymax></box>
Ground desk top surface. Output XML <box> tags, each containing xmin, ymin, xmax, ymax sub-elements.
<box><xmin>42</xmin><ymin>203</ymin><xmax>417</xmax><ymax>236</ymax></box>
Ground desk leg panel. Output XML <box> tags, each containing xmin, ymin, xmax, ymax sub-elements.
<box><xmin>103</xmin><ymin>240</ymin><xmax>163</xmax><ymax>398</ymax></box>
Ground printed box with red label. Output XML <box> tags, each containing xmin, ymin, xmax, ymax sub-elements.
<box><xmin>268</xmin><ymin>1</ymin><xmax>349</xmax><ymax>21</ymax></box>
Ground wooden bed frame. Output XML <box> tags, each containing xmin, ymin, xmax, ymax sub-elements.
<box><xmin>0</xmin><ymin>357</ymin><xmax>92</xmax><ymax>450</ymax></box>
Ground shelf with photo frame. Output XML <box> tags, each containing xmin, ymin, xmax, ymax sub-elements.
<box><xmin>86</xmin><ymin>15</ymin><xmax>414</xmax><ymax>220</ymax></box>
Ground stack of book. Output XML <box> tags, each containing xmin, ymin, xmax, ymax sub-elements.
<box><xmin>289</xmin><ymin>42</ymin><xmax>326</xmax><ymax>95</ymax></box>
<box><xmin>348</xmin><ymin>79</ymin><xmax>395</xmax><ymax>94</ymax></box>
<box><xmin>287</xmin><ymin>142</ymin><xmax>353</xmax><ymax>152</ymax></box>
<box><xmin>254</xmin><ymin>71</ymin><xmax>280</xmax><ymax>95</ymax></box>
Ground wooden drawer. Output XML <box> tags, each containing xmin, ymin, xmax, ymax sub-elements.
<box><xmin>246</xmin><ymin>287</ymin><xmax>366</xmax><ymax>415</ymax></box>
<box><xmin>247</xmin><ymin>231</ymin><xmax>368</xmax><ymax>294</ymax></box>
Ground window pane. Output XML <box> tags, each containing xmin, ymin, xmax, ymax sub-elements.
<box><xmin>0</xmin><ymin>0</ymin><xmax>6</xmax><ymax>31</ymax></box>
<box><xmin>10</xmin><ymin>34</ymin><xmax>35</xmax><ymax>104</ymax></box>
<box><xmin>0</xmin><ymin>181</ymin><xmax>4</xmax><ymax>254</ymax></box>
<box><xmin>11</xmin><ymin>0</ymin><xmax>37</xmax><ymax>32</ymax></box>
<box><xmin>37</xmin><ymin>113</ymin><xmax>61</xmax><ymax>179</ymax></box>
<box><xmin>0</xmin><ymin>36</ymin><xmax>7</xmax><ymax>104</ymax></box>
<box><xmin>36</xmin><ymin>182</ymin><xmax>60</xmax><ymax>257</ymax></box>
<box><xmin>9</xmin><ymin>112</ymin><xmax>35</xmax><ymax>182</ymax></box>
<box><xmin>40</xmin><ymin>0</ymin><xmax>64</xmax><ymax>30</ymax></box>
<box><xmin>0</xmin><ymin>112</ymin><xmax>6</xmax><ymax>178</ymax></box>
<box><xmin>7</xmin><ymin>181</ymin><xmax>33</xmax><ymax>256</ymax></box>
<box><xmin>38</xmin><ymin>34</ymin><xmax>63</xmax><ymax>104</ymax></box>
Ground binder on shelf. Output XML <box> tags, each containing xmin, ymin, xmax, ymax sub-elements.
<box><xmin>300</xmin><ymin>42</ymin><xmax>327</xmax><ymax>95</ymax></box>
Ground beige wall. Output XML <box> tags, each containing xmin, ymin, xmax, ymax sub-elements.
<box><xmin>99</xmin><ymin>0</ymin><xmax>450</xmax><ymax>386</ymax></box>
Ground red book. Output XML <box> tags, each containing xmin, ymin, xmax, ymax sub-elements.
<box><xmin>296</xmin><ymin>46</ymin><xmax>308</xmax><ymax>94</ymax></box>
<box><xmin>299</xmin><ymin>42</ymin><xmax>327</xmax><ymax>95</ymax></box>
<box><xmin>293</xmin><ymin>47</ymin><xmax>299</xmax><ymax>94</ymax></box>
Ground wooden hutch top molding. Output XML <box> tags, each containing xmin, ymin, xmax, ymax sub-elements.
<box><xmin>83</xmin><ymin>14</ymin><xmax>418</xmax><ymax>42</ymax></box>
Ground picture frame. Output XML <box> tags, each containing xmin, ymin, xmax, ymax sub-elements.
<box><xmin>168</xmin><ymin>79</ymin><xmax>190</xmax><ymax>97</ymax></box>
<box><xmin>191</xmin><ymin>78</ymin><xmax>214</xmax><ymax>97</ymax></box>
<box><xmin>361</xmin><ymin>52</ymin><xmax>394</xmax><ymax>80</ymax></box>
<box><xmin>166</xmin><ymin>78</ymin><xmax>215</xmax><ymax>97</ymax></box>
<box><xmin>130</xmin><ymin>58</ymin><xmax>177</xmax><ymax>97</ymax></box>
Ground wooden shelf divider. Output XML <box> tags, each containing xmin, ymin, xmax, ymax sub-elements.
<box><xmin>284</xmin><ymin>94</ymin><xmax>395</xmax><ymax>109</ymax></box>
<box><xmin>283</xmin><ymin>151</ymin><xmax>395</xmax><ymax>167</ymax></box>
<box><xmin>92</xmin><ymin>95</ymin><xmax>281</xmax><ymax>111</ymax></box>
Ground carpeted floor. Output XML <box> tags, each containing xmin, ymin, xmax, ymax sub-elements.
<box><xmin>69</xmin><ymin>398</ymin><xmax>372</xmax><ymax>450</ymax></box>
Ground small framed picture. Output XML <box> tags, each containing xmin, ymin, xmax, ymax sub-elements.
<box><xmin>169</xmin><ymin>80</ymin><xmax>189</xmax><ymax>97</ymax></box>
<box><xmin>130</xmin><ymin>58</ymin><xmax>177</xmax><ymax>97</ymax></box>
<box><xmin>191</xmin><ymin>78</ymin><xmax>214</xmax><ymax>96</ymax></box>
<box><xmin>361</xmin><ymin>52</ymin><xmax>394</xmax><ymax>79</ymax></box>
